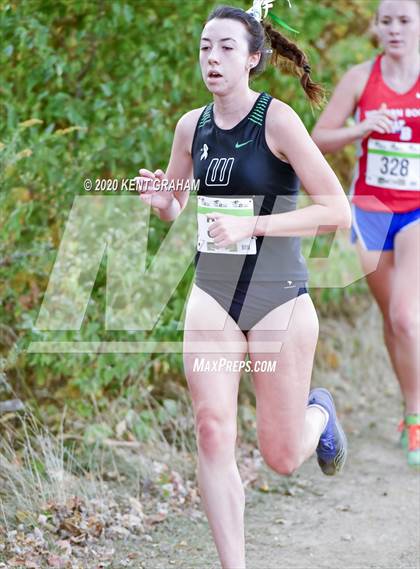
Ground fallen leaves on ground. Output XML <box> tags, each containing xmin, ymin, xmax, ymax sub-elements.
<box><xmin>0</xmin><ymin>454</ymin><xmax>217</xmax><ymax>568</ymax></box>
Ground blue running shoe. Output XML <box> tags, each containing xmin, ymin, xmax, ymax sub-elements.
<box><xmin>308</xmin><ymin>388</ymin><xmax>348</xmax><ymax>476</ymax></box>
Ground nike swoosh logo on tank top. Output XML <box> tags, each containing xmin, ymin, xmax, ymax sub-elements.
<box><xmin>235</xmin><ymin>139</ymin><xmax>253</xmax><ymax>149</ymax></box>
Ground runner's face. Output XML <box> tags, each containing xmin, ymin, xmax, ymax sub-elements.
<box><xmin>376</xmin><ymin>0</ymin><xmax>420</xmax><ymax>57</ymax></box>
<box><xmin>199</xmin><ymin>18</ymin><xmax>259</xmax><ymax>94</ymax></box>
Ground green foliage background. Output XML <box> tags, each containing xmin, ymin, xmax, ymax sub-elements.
<box><xmin>1</xmin><ymin>0</ymin><xmax>378</xmax><ymax>431</ymax></box>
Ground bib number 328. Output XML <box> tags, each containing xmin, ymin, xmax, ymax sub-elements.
<box><xmin>366</xmin><ymin>139</ymin><xmax>419</xmax><ymax>191</ymax></box>
<box><xmin>379</xmin><ymin>156</ymin><xmax>409</xmax><ymax>177</ymax></box>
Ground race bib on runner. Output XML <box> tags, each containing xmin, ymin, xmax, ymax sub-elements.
<box><xmin>197</xmin><ymin>196</ymin><xmax>257</xmax><ymax>255</ymax></box>
<box><xmin>366</xmin><ymin>139</ymin><xmax>419</xmax><ymax>191</ymax></box>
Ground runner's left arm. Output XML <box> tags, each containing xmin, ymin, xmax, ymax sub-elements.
<box><xmin>254</xmin><ymin>100</ymin><xmax>351</xmax><ymax>238</ymax></box>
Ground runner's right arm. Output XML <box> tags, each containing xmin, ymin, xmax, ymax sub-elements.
<box><xmin>312</xmin><ymin>63</ymin><xmax>393</xmax><ymax>154</ymax></box>
<box><xmin>137</xmin><ymin>109</ymin><xmax>202</xmax><ymax>222</ymax></box>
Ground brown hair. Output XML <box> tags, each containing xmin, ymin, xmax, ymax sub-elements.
<box><xmin>206</xmin><ymin>5</ymin><xmax>324</xmax><ymax>106</ymax></box>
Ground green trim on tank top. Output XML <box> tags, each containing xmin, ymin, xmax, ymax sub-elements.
<box><xmin>198</xmin><ymin>105</ymin><xmax>212</xmax><ymax>128</ymax></box>
<box><xmin>255</xmin><ymin>97</ymin><xmax>270</xmax><ymax>105</ymax></box>
<box><xmin>251</xmin><ymin>106</ymin><xmax>266</xmax><ymax>114</ymax></box>
<box><xmin>248</xmin><ymin>93</ymin><xmax>270</xmax><ymax>127</ymax></box>
<box><xmin>199</xmin><ymin>93</ymin><xmax>271</xmax><ymax>129</ymax></box>
<box><xmin>250</xmin><ymin>109</ymin><xmax>265</xmax><ymax>119</ymax></box>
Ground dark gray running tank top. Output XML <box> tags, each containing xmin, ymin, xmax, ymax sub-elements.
<box><xmin>191</xmin><ymin>92</ymin><xmax>308</xmax><ymax>282</ymax></box>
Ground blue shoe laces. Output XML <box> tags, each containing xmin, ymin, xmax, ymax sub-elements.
<box><xmin>319</xmin><ymin>430</ymin><xmax>335</xmax><ymax>455</ymax></box>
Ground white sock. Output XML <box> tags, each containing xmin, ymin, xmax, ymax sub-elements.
<box><xmin>308</xmin><ymin>404</ymin><xmax>330</xmax><ymax>433</ymax></box>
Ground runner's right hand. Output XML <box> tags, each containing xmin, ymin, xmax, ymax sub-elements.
<box><xmin>135</xmin><ymin>168</ymin><xmax>174</xmax><ymax>210</ymax></box>
<box><xmin>356</xmin><ymin>103</ymin><xmax>394</xmax><ymax>138</ymax></box>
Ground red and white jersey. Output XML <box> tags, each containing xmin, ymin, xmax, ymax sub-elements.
<box><xmin>350</xmin><ymin>54</ymin><xmax>420</xmax><ymax>213</ymax></box>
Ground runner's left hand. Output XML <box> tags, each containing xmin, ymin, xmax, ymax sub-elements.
<box><xmin>206</xmin><ymin>213</ymin><xmax>257</xmax><ymax>248</ymax></box>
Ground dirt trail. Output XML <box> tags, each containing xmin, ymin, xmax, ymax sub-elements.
<box><xmin>128</xmin><ymin>302</ymin><xmax>420</xmax><ymax>569</ymax></box>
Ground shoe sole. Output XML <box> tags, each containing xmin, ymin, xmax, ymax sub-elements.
<box><xmin>318</xmin><ymin>419</ymin><xmax>348</xmax><ymax>476</ymax></box>
<box><xmin>310</xmin><ymin>388</ymin><xmax>348</xmax><ymax>476</ymax></box>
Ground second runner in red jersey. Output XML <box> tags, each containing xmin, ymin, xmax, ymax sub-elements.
<box><xmin>350</xmin><ymin>53</ymin><xmax>420</xmax><ymax>213</ymax></box>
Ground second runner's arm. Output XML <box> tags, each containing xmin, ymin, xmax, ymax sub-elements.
<box><xmin>312</xmin><ymin>64</ymin><xmax>393</xmax><ymax>153</ymax></box>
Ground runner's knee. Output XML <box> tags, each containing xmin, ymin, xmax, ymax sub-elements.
<box><xmin>196</xmin><ymin>409</ymin><xmax>237</xmax><ymax>460</ymax></box>
<box><xmin>260</xmin><ymin>441</ymin><xmax>301</xmax><ymax>476</ymax></box>
<box><xmin>390</xmin><ymin>306</ymin><xmax>419</xmax><ymax>340</ymax></box>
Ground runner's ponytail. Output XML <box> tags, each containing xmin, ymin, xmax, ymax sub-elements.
<box><xmin>263</xmin><ymin>22</ymin><xmax>324</xmax><ymax>106</ymax></box>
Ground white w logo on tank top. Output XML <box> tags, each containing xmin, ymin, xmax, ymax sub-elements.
<box><xmin>205</xmin><ymin>157</ymin><xmax>235</xmax><ymax>187</ymax></box>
